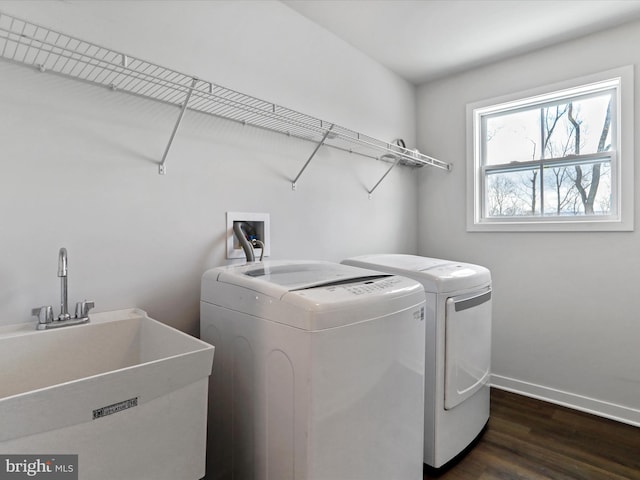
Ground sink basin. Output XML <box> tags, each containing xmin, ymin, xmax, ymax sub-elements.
<box><xmin>0</xmin><ymin>308</ymin><xmax>214</xmax><ymax>480</ymax></box>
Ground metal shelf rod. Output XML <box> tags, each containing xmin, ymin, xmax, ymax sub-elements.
<box><xmin>159</xmin><ymin>77</ymin><xmax>198</xmax><ymax>175</ymax></box>
<box><xmin>367</xmin><ymin>156</ymin><xmax>400</xmax><ymax>198</ymax></box>
<box><xmin>292</xmin><ymin>125</ymin><xmax>334</xmax><ymax>190</ymax></box>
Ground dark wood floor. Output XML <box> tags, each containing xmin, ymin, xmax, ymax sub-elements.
<box><xmin>424</xmin><ymin>389</ymin><xmax>640</xmax><ymax>480</ymax></box>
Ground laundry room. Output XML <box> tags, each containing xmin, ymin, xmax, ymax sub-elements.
<box><xmin>0</xmin><ymin>1</ymin><xmax>639</xmax><ymax>479</ymax></box>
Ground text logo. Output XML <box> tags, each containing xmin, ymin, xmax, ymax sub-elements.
<box><xmin>0</xmin><ymin>455</ymin><xmax>77</xmax><ymax>479</ymax></box>
<box><xmin>92</xmin><ymin>397</ymin><xmax>138</xmax><ymax>420</ymax></box>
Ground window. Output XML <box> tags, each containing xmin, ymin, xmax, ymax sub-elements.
<box><xmin>467</xmin><ymin>66</ymin><xmax>634</xmax><ymax>232</ymax></box>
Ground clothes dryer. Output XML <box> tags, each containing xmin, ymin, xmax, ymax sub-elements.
<box><xmin>200</xmin><ymin>260</ymin><xmax>426</xmax><ymax>480</ymax></box>
<box><xmin>342</xmin><ymin>254</ymin><xmax>491</xmax><ymax>468</ymax></box>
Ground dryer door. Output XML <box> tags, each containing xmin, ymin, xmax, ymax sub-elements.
<box><xmin>444</xmin><ymin>288</ymin><xmax>492</xmax><ymax>410</ymax></box>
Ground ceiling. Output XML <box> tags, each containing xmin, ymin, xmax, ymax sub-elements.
<box><xmin>283</xmin><ymin>0</ymin><xmax>640</xmax><ymax>84</ymax></box>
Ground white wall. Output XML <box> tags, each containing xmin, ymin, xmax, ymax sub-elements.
<box><xmin>417</xmin><ymin>21</ymin><xmax>640</xmax><ymax>425</ymax></box>
<box><xmin>0</xmin><ymin>0</ymin><xmax>419</xmax><ymax>335</ymax></box>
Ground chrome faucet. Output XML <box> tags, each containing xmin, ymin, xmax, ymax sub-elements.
<box><xmin>58</xmin><ymin>247</ymin><xmax>70</xmax><ymax>321</ymax></box>
<box><xmin>32</xmin><ymin>247</ymin><xmax>95</xmax><ymax>330</ymax></box>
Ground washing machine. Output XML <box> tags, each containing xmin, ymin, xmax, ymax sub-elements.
<box><xmin>342</xmin><ymin>254</ymin><xmax>491</xmax><ymax>468</ymax></box>
<box><xmin>200</xmin><ymin>260</ymin><xmax>426</xmax><ymax>480</ymax></box>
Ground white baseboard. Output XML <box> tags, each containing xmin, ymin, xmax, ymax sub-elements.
<box><xmin>490</xmin><ymin>374</ymin><xmax>640</xmax><ymax>428</ymax></box>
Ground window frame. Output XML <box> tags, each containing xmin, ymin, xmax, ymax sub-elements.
<box><xmin>466</xmin><ymin>66</ymin><xmax>634</xmax><ymax>232</ymax></box>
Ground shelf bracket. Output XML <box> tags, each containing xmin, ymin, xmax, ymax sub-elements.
<box><xmin>367</xmin><ymin>155</ymin><xmax>400</xmax><ymax>198</ymax></box>
<box><xmin>158</xmin><ymin>77</ymin><xmax>198</xmax><ymax>175</ymax></box>
<box><xmin>292</xmin><ymin>124</ymin><xmax>334</xmax><ymax>190</ymax></box>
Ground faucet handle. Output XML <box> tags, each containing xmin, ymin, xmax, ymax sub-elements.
<box><xmin>32</xmin><ymin>305</ymin><xmax>54</xmax><ymax>324</ymax></box>
<box><xmin>75</xmin><ymin>300</ymin><xmax>95</xmax><ymax>319</ymax></box>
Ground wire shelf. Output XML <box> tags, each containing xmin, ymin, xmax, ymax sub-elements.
<box><xmin>0</xmin><ymin>11</ymin><xmax>451</xmax><ymax>177</ymax></box>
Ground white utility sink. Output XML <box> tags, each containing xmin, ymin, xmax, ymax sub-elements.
<box><xmin>0</xmin><ymin>308</ymin><xmax>215</xmax><ymax>480</ymax></box>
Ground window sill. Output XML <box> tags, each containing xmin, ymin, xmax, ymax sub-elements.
<box><xmin>467</xmin><ymin>216</ymin><xmax>633</xmax><ymax>232</ymax></box>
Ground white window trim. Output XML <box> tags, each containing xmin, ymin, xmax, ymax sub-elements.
<box><xmin>466</xmin><ymin>65</ymin><xmax>634</xmax><ymax>232</ymax></box>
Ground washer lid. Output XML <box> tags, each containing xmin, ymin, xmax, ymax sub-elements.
<box><xmin>202</xmin><ymin>260</ymin><xmax>426</xmax><ymax>330</ymax></box>
<box><xmin>342</xmin><ymin>254</ymin><xmax>491</xmax><ymax>293</ymax></box>
<box><xmin>215</xmin><ymin>260</ymin><xmax>389</xmax><ymax>299</ymax></box>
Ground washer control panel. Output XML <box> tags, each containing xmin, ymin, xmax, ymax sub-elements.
<box><xmin>337</xmin><ymin>277</ymin><xmax>403</xmax><ymax>296</ymax></box>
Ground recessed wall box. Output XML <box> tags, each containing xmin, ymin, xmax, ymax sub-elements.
<box><xmin>226</xmin><ymin>212</ymin><xmax>271</xmax><ymax>260</ymax></box>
